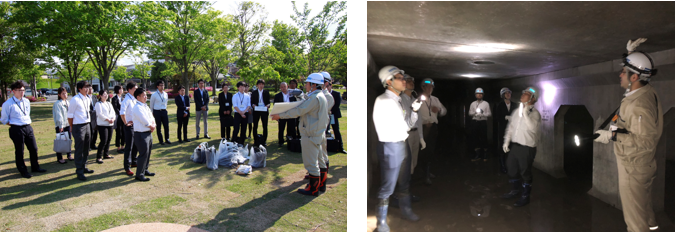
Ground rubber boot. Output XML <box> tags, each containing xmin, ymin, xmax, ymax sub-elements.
<box><xmin>425</xmin><ymin>164</ymin><xmax>432</xmax><ymax>185</ymax></box>
<box><xmin>399</xmin><ymin>195</ymin><xmax>420</xmax><ymax>222</ymax></box>
<box><xmin>499</xmin><ymin>153</ymin><xmax>508</xmax><ymax>174</ymax></box>
<box><xmin>389</xmin><ymin>195</ymin><xmax>400</xmax><ymax>209</ymax></box>
<box><xmin>319</xmin><ymin>168</ymin><xmax>328</xmax><ymax>192</ymax></box>
<box><xmin>514</xmin><ymin>183</ymin><xmax>531</xmax><ymax>207</ymax></box>
<box><xmin>502</xmin><ymin>179</ymin><xmax>522</xmax><ymax>199</ymax></box>
<box><xmin>297</xmin><ymin>175</ymin><xmax>321</xmax><ymax>196</ymax></box>
<box><xmin>375</xmin><ymin>198</ymin><xmax>390</xmax><ymax>232</ymax></box>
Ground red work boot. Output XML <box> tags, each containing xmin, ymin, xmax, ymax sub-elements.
<box><xmin>297</xmin><ymin>175</ymin><xmax>321</xmax><ymax>196</ymax></box>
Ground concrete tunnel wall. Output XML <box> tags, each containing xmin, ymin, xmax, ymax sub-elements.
<box><xmin>490</xmin><ymin>49</ymin><xmax>675</xmax><ymax>210</ymax></box>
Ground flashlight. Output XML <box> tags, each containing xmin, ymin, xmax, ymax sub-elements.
<box><xmin>475</xmin><ymin>108</ymin><xmax>481</xmax><ymax>113</ymax></box>
<box><xmin>417</xmin><ymin>94</ymin><xmax>426</xmax><ymax>103</ymax></box>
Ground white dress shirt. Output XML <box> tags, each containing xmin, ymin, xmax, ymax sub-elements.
<box><xmin>149</xmin><ymin>90</ymin><xmax>168</xmax><ymax>110</ymax></box>
<box><xmin>0</xmin><ymin>96</ymin><xmax>32</xmax><ymax>125</ymax></box>
<box><xmin>67</xmin><ymin>93</ymin><xmax>91</xmax><ymax>124</ymax></box>
<box><xmin>469</xmin><ymin>100</ymin><xmax>492</xmax><ymax>121</ymax></box>
<box><xmin>504</xmin><ymin>104</ymin><xmax>541</xmax><ymax>147</ymax></box>
<box><xmin>95</xmin><ymin>101</ymin><xmax>116</xmax><ymax>126</ymax></box>
<box><xmin>120</xmin><ymin>93</ymin><xmax>136</xmax><ymax>123</ymax></box>
<box><xmin>257</xmin><ymin>89</ymin><xmax>264</xmax><ymax>106</ymax></box>
<box><xmin>232</xmin><ymin>92</ymin><xmax>251</xmax><ymax>113</ymax></box>
<box><xmin>373</xmin><ymin>90</ymin><xmax>416</xmax><ymax>142</ymax></box>
<box><xmin>282</xmin><ymin>92</ymin><xmax>290</xmax><ymax>102</ymax></box>
<box><xmin>419</xmin><ymin>95</ymin><xmax>447</xmax><ymax>124</ymax></box>
<box><xmin>130</xmin><ymin>100</ymin><xmax>156</xmax><ymax>132</ymax></box>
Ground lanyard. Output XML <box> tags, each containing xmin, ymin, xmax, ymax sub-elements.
<box><xmin>13</xmin><ymin>97</ymin><xmax>26</xmax><ymax>116</ymax></box>
<box><xmin>239</xmin><ymin>92</ymin><xmax>245</xmax><ymax>106</ymax></box>
<box><xmin>156</xmin><ymin>91</ymin><xmax>165</xmax><ymax>103</ymax></box>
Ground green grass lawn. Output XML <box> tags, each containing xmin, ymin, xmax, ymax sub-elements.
<box><xmin>0</xmin><ymin>102</ymin><xmax>347</xmax><ymax>232</ymax></box>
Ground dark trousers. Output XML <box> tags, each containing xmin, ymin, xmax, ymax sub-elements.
<box><xmin>418</xmin><ymin>123</ymin><xmax>438</xmax><ymax>173</ymax></box>
<box><xmin>506</xmin><ymin>143</ymin><xmax>537</xmax><ymax>184</ymax></box>
<box><xmin>294</xmin><ymin>117</ymin><xmax>301</xmax><ymax>137</ymax></box>
<box><xmin>9</xmin><ymin>125</ymin><xmax>40</xmax><ymax>174</ymax></box>
<box><xmin>72</xmin><ymin>123</ymin><xmax>91</xmax><ymax>175</ymax></box>
<box><xmin>253</xmin><ymin>111</ymin><xmax>268</xmax><ymax>141</ymax></box>
<box><xmin>471</xmin><ymin>120</ymin><xmax>488</xmax><ymax>150</ymax></box>
<box><xmin>134</xmin><ymin>131</ymin><xmax>152</xmax><ymax>176</ymax></box>
<box><xmin>89</xmin><ymin>115</ymin><xmax>98</xmax><ymax>149</ymax></box>
<box><xmin>177</xmin><ymin>113</ymin><xmax>189</xmax><ymax>141</ymax></box>
<box><xmin>232</xmin><ymin>113</ymin><xmax>249</xmax><ymax>144</ymax></box>
<box><xmin>54</xmin><ymin>126</ymin><xmax>71</xmax><ymax>161</ymax></box>
<box><xmin>377</xmin><ymin>141</ymin><xmax>410</xmax><ymax>199</ymax></box>
<box><xmin>97</xmin><ymin>126</ymin><xmax>113</xmax><ymax>159</ymax></box>
<box><xmin>153</xmin><ymin>109</ymin><xmax>169</xmax><ymax>143</ymax></box>
<box><xmin>329</xmin><ymin>116</ymin><xmax>343</xmax><ymax>143</ymax></box>
<box><xmin>123</xmin><ymin>125</ymin><xmax>138</xmax><ymax>170</ymax></box>
<box><xmin>278</xmin><ymin>119</ymin><xmax>294</xmax><ymax>144</ymax></box>
<box><xmin>497</xmin><ymin>124</ymin><xmax>509</xmax><ymax>169</ymax></box>
<box><xmin>115</xmin><ymin>116</ymin><xmax>125</xmax><ymax>147</ymax></box>
<box><xmin>220</xmin><ymin>113</ymin><xmax>233</xmax><ymax>139</ymax></box>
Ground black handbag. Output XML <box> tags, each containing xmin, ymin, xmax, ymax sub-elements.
<box><xmin>327</xmin><ymin>137</ymin><xmax>343</xmax><ymax>152</ymax></box>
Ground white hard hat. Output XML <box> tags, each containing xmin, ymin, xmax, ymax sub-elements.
<box><xmin>523</xmin><ymin>86</ymin><xmax>538</xmax><ymax>101</ymax></box>
<box><xmin>622</xmin><ymin>52</ymin><xmax>657</xmax><ymax>80</ymax></box>
<box><xmin>378</xmin><ymin>65</ymin><xmax>404</xmax><ymax>87</ymax></box>
<box><xmin>320</xmin><ymin>71</ymin><xmax>332</xmax><ymax>82</ymax></box>
<box><xmin>305</xmin><ymin>73</ymin><xmax>324</xmax><ymax>85</ymax></box>
<box><xmin>421</xmin><ymin>78</ymin><xmax>434</xmax><ymax>87</ymax></box>
<box><xmin>403</xmin><ymin>73</ymin><xmax>414</xmax><ymax>81</ymax></box>
<box><xmin>475</xmin><ymin>88</ymin><xmax>484</xmax><ymax>94</ymax></box>
<box><xmin>500</xmin><ymin>87</ymin><xmax>511</xmax><ymax>98</ymax></box>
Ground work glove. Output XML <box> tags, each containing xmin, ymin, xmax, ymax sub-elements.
<box><xmin>420</xmin><ymin>138</ymin><xmax>426</xmax><ymax>150</ymax></box>
<box><xmin>593</xmin><ymin>130</ymin><xmax>612</xmax><ymax>144</ymax></box>
<box><xmin>411</xmin><ymin>100</ymin><xmax>422</xmax><ymax>112</ymax></box>
<box><xmin>502</xmin><ymin>142</ymin><xmax>510</xmax><ymax>153</ymax></box>
<box><xmin>627</xmin><ymin>38</ymin><xmax>647</xmax><ymax>53</ymax></box>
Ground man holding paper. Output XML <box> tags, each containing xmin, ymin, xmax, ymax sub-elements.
<box><xmin>232</xmin><ymin>81</ymin><xmax>251</xmax><ymax>145</ymax></box>
<box><xmin>250</xmin><ymin>79</ymin><xmax>271</xmax><ymax>144</ymax></box>
<box><xmin>271</xmin><ymin>73</ymin><xmax>328</xmax><ymax>196</ymax></box>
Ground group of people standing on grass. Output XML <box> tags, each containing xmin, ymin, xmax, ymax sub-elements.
<box><xmin>1</xmin><ymin>71</ymin><xmax>345</xmax><ymax>196</ymax></box>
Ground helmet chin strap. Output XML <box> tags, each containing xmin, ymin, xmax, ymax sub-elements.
<box><xmin>387</xmin><ymin>81</ymin><xmax>402</xmax><ymax>95</ymax></box>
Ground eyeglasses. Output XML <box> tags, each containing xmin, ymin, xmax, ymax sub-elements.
<box><xmin>392</xmin><ymin>76</ymin><xmax>406</xmax><ymax>81</ymax></box>
<box><xmin>15</xmin><ymin>89</ymin><xmax>26</xmax><ymax>92</ymax></box>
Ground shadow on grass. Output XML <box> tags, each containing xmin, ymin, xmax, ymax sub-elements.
<box><xmin>1</xmin><ymin>169</ymin><xmax>135</xmax><ymax>210</ymax></box>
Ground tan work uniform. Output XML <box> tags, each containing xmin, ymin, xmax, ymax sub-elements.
<box><xmin>279</xmin><ymin>89</ymin><xmax>328</xmax><ymax>176</ymax></box>
<box><xmin>321</xmin><ymin>89</ymin><xmax>334</xmax><ymax>164</ymax></box>
<box><xmin>612</xmin><ymin>85</ymin><xmax>663</xmax><ymax>232</ymax></box>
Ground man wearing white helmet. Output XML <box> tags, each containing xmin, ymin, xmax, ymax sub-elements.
<box><xmin>271</xmin><ymin>73</ymin><xmax>328</xmax><ymax>197</ymax></box>
<box><xmin>593</xmin><ymin>38</ymin><xmax>662</xmax><ymax>232</ymax></box>
<box><xmin>321</xmin><ymin>71</ymin><xmax>346</xmax><ymax>154</ymax></box>
<box><xmin>493</xmin><ymin>87</ymin><xmax>517</xmax><ymax>173</ymax></box>
<box><xmin>418</xmin><ymin>77</ymin><xmax>445</xmax><ymax>185</ymax></box>
<box><xmin>501</xmin><ymin>87</ymin><xmax>541</xmax><ymax>207</ymax></box>
<box><xmin>469</xmin><ymin>87</ymin><xmax>492</xmax><ymax>162</ymax></box>
<box><xmin>372</xmin><ymin>65</ymin><xmax>422</xmax><ymax>232</ymax></box>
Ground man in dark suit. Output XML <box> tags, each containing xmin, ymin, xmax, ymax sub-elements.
<box><xmin>273</xmin><ymin>82</ymin><xmax>296</xmax><ymax>147</ymax></box>
<box><xmin>88</xmin><ymin>87</ymin><xmax>98</xmax><ymax>150</ymax></box>
<box><xmin>193</xmin><ymin>79</ymin><xmax>210</xmax><ymax>139</ymax></box>
<box><xmin>218</xmin><ymin>83</ymin><xmax>233</xmax><ymax>140</ymax></box>
<box><xmin>111</xmin><ymin>85</ymin><xmax>125</xmax><ymax>153</ymax></box>
<box><xmin>250</xmin><ymin>79</ymin><xmax>270</xmax><ymax>144</ymax></box>
<box><xmin>493</xmin><ymin>87</ymin><xmax>518</xmax><ymax>174</ymax></box>
<box><xmin>329</xmin><ymin>84</ymin><xmax>346</xmax><ymax>153</ymax></box>
<box><xmin>175</xmin><ymin>86</ymin><xmax>191</xmax><ymax>143</ymax></box>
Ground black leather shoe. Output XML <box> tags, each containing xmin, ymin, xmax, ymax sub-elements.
<box><xmin>159</xmin><ymin>141</ymin><xmax>165</xmax><ymax>145</ymax></box>
<box><xmin>204</xmin><ymin>135</ymin><xmax>211</xmax><ymax>139</ymax></box>
<box><xmin>165</xmin><ymin>140</ymin><xmax>172</xmax><ymax>144</ymax></box>
<box><xmin>177</xmin><ymin>139</ymin><xmax>183</xmax><ymax>143</ymax></box>
<box><xmin>279</xmin><ymin>143</ymin><xmax>284</xmax><ymax>147</ymax></box>
<box><xmin>96</xmin><ymin>159</ymin><xmax>104</xmax><ymax>164</ymax></box>
<box><xmin>341</xmin><ymin>149</ymin><xmax>347</xmax><ymax>154</ymax></box>
<box><xmin>21</xmin><ymin>172</ymin><xmax>32</xmax><ymax>179</ymax></box>
<box><xmin>184</xmin><ymin>139</ymin><xmax>191</xmax><ymax>142</ymax></box>
<box><xmin>117</xmin><ymin>149</ymin><xmax>124</xmax><ymax>153</ymax></box>
<box><xmin>195</xmin><ymin>136</ymin><xmax>200</xmax><ymax>140</ymax></box>
<box><xmin>144</xmin><ymin>171</ymin><xmax>155</xmax><ymax>176</ymax></box>
<box><xmin>103</xmin><ymin>156</ymin><xmax>114</xmax><ymax>159</ymax></box>
<box><xmin>32</xmin><ymin>168</ymin><xmax>47</xmax><ymax>173</ymax></box>
<box><xmin>135</xmin><ymin>175</ymin><xmax>150</xmax><ymax>182</ymax></box>
<box><xmin>77</xmin><ymin>174</ymin><xmax>87</xmax><ymax>181</ymax></box>
<box><xmin>84</xmin><ymin>168</ymin><xmax>94</xmax><ymax>174</ymax></box>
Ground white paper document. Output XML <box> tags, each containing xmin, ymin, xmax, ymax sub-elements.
<box><xmin>254</xmin><ymin>106</ymin><xmax>268</xmax><ymax>112</ymax></box>
<box><xmin>269</xmin><ymin>101</ymin><xmax>304</xmax><ymax>116</ymax></box>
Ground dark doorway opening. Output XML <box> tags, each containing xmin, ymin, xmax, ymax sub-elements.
<box><xmin>663</xmin><ymin>108</ymin><xmax>674</xmax><ymax>221</ymax></box>
<box><xmin>562</xmin><ymin>105</ymin><xmax>594</xmax><ymax>186</ymax></box>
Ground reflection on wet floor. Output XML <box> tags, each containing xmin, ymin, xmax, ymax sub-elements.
<box><xmin>367</xmin><ymin>139</ymin><xmax>675</xmax><ymax>232</ymax></box>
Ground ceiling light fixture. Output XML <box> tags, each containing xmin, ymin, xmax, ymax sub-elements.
<box><xmin>453</xmin><ymin>43</ymin><xmax>520</xmax><ymax>53</ymax></box>
<box><xmin>461</xmin><ymin>74</ymin><xmax>483</xmax><ymax>78</ymax></box>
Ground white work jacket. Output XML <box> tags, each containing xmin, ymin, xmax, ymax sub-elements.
<box><xmin>504</xmin><ymin>103</ymin><xmax>541</xmax><ymax>148</ymax></box>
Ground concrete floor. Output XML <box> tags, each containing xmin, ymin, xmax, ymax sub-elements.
<box><xmin>367</xmin><ymin>137</ymin><xmax>675</xmax><ymax>232</ymax></box>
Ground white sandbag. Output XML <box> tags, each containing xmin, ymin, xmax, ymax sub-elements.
<box><xmin>235</xmin><ymin>165</ymin><xmax>252</xmax><ymax>175</ymax></box>
<box><xmin>249</xmin><ymin>145</ymin><xmax>267</xmax><ymax>168</ymax></box>
<box><xmin>191</xmin><ymin>142</ymin><xmax>208</xmax><ymax>163</ymax></box>
<box><xmin>206</xmin><ymin>145</ymin><xmax>219</xmax><ymax>170</ymax></box>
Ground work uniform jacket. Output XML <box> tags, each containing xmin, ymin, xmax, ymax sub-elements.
<box><xmin>613</xmin><ymin>85</ymin><xmax>663</xmax><ymax>166</ymax></box>
<box><xmin>278</xmin><ymin>89</ymin><xmax>328</xmax><ymax>145</ymax></box>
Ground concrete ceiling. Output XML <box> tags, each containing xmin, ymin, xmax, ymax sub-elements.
<box><xmin>367</xmin><ymin>1</ymin><xmax>675</xmax><ymax>80</ymax></box>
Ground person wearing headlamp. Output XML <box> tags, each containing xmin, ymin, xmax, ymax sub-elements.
<box><xmin>417</xmin><ymin>77</ymin><xmax>445</xmax><ymax>186</ymax></box>
<box><xmin>469</xmin><ymin>87</ymin><xmax>492</xmax><ymax>162</ymax></box>
<box><xmin>593</xmin><ymin>38</ymin><xmax>662</xmax><ymax>232</ymax></box>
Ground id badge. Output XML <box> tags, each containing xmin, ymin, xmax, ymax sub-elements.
<box><xmin>331</xmin><ymin>115</ymin><xmax>335</xmax><ymax>124</ymax></box>
<box><xmin>239</xmin><ymin>105</ymin><xmax>245</xmax><ymax>110</ymax></box>
<box><xmin>225</xmin><ymin>103</ymin><xmax>230</xmax><ymax>106</ymax></box>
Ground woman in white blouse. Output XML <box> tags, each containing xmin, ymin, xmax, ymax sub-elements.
<box><xmin>94</xmin><ymin>90</ymin><xmax>116</xmax><ymax>164</ymax></box>
<box><xmin>52</xmin><ymin>87</ymin><xmax>72</xmax><ymax>164</ymax></box>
